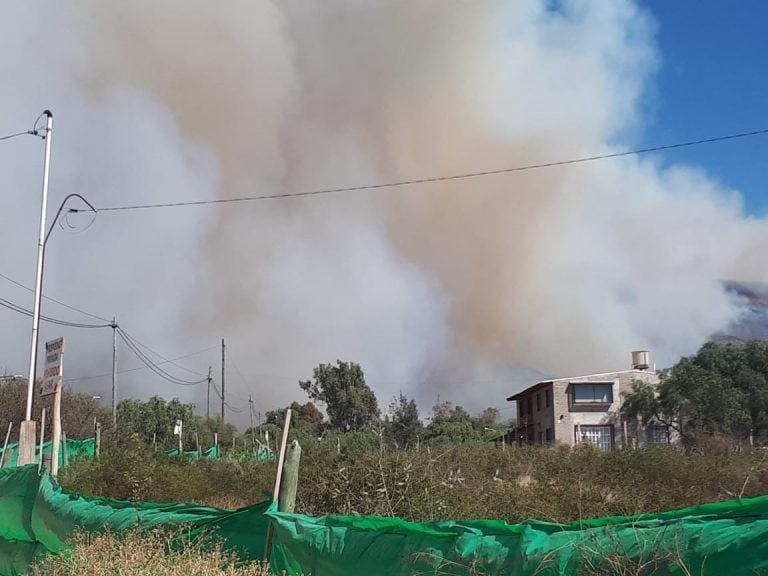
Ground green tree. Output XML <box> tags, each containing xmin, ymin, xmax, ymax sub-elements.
<box><xmin>425</xmin><ymin>402</ymin><xmax>482</xmax><ymax>444</ymax></box>
<box><xmin>623</xmin><ymin>342</ymin><xmax>768</xmax><ymax>444</ymax></box>
<box><xmin>299</xmin><ymin>361</ymin><xmax>379</xmax><ymax>431</ymax></box>
<box><xmin>116</xmin><ymin>396</ymin><xmax>196</xmax><ymax>448</ymax></box>
<box><xmin>0</xmin><ymin>377</ymin><xmax>111</xmax><ymax>440</ymax></box>
<box><xmin>266</xmin><ymin>401</ymin><xmax>325</xmax><ymax>435</ymax></box>
<box><xmin>386</xmin><ymin>392</ymin><xmax>422</xmax><ymax>448</ymax></box>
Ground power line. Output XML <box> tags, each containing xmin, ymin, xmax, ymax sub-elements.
<box><xmin>119</xmin><ymin>328</ymin><xmax>209</xmax><ymax>378</ymax></box>
<box><xmin>0</xmin><ymin>295</ymin><xmax>112</xmax><ymax>328</ymax></box>
<box><xmin>90</xmin><ymin>127</ymin><xmax>768</xmax><ymax>212</ymax></box>
<box><xmin>116</xmin><ymin>328</ymin><xmax>208</xmax><ymax>386</ymax></box>
<box><xmin>0</xmin><ymin>130</ymin><xmax>38</xmax><ymax>143</ymax></box>
<box><xmin>64</xmin><ymin>344</ymin><xmax>219</xmax><ymax>383</ymax></box>
<box><xmin>209</xmin><ymin>378</ymin><xmax>245</xmax><ymax>412</ymax></box>
<box><xmin>0</xmin><ymin>270</ymin><xmax>111</xmax><ymax>323</ymax></box>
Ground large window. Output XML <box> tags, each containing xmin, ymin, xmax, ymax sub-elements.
<box><xmin>576</xmin><ymin>425</ymin><xmax>614</xmax><ymax>451</ymax></box>
<box><xmin>571</xmin><ymin>383</ymin><xmax>613</xmax><ymax>404</ymax></box>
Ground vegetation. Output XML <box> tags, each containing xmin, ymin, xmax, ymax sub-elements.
<box><xmin>7</xmin><ymin>346</ymin><xmax>768</xmax><ymax>525</ymax></box>
<box><xmin>299</xmin><ymin>360</ymin><xmax>380</xmax><ymax>431</ymax></box>
<box><xmin>60</xmin><ymin>441</ymin><xmax>768</xmax><ymax>524</ymax></box>
<box><xmin>623</xmin><ymin>341</ymin><xmax>768</xmax><ymax>447</ymax></box>
<box><xmin>30</xmin><ymin>529</ymin><xmax>268</xmax><ymax>576</ymax></box>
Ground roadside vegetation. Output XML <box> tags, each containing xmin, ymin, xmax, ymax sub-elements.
<box><xmin>30</xmin><ymin>529</ymin><xmax>269</xmax><ymax>576</ymax></box>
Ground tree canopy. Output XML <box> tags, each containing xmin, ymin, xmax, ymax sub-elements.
<box><xmin>386</xmin><ymin>392</ymin><xmax>423</xmax><ymax>448</ymax></box>
<box><xmin>299</xmin><ymin>361</ymin><xmax>379</xmax><ymax>431</ymax></box>
<box><xmin>622</xmin><ymin>341</ymin><xmax>768</xmax><ymax>443</ymax></box>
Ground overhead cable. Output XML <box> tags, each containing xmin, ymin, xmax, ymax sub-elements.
<box><xmin>90</xmin><ymin>127</ymin><xmax>768</xmax><ymax>212</ymax></box>
<box><xmin>65</xmin><ymin>344</ymin><xmax>219</xmax><ymax>383</ymax></box>
<box><xmin>118</xmin><ymin>328</ymin><xmax>209</xmax><ymax>378</ymax></box>
<box><xmin>116</xmin><ymin>328</ymin><xmax>208</xmax><ymax>386</ymax></box>
<box><xmin>0</xmin><ymin>296</ymin><xmax>112</xmax><ymax>328</ymax></box>
<box><xmin>0</xmin><ymin>270</ymin><xmax>111</xmax><ymax>323</ymax></box>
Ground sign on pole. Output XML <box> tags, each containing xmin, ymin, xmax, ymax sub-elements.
<box><xmin>41</xmin><ymin>337</ymin><xmax>65</xmax><ymax>396</ymax></box>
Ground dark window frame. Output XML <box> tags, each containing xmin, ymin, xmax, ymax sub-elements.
<box><xmin>570</xmin><ymin>382</ymin><xmax>614</xmax><ymax>405</ymax></box>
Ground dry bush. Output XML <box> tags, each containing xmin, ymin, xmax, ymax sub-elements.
<box><xmin>30</xmin><ymin>529</ymin><xmax>270</xmax><ymax>576</ymax></box>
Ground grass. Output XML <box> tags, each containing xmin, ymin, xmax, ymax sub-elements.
<box><xmin>60</xmin><ymin>441</ymin><xmax>768</xmax><ymax>523</ymax></box>
<box><xmin>30</xmin><ymin>529</ymin><xmax>270</xmax><ymax>576</ymax></box>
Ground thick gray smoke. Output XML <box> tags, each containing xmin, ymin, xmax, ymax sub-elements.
<box><xmin>1</xmin><ymin>1</ymin><xmax>765</xmax><ymax>425</ymax></box>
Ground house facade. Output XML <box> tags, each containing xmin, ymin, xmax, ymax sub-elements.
<box><xmin>507</xmin><ymin>352</ymin><xmax>666</xmax><ymax>450</ymax></box>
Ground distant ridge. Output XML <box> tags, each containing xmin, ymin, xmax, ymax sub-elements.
<box><xmin>713</xmin><ymin>281</ymin><xmax>768</xmax><ymax>342</ymax></box>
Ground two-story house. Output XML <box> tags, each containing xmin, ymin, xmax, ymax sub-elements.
<box><xmin>506</xmin><ymin>351</ymin><xmax>665</xmax><ymax>450</ymax></box>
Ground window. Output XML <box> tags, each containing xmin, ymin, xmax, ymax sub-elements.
<box><xmin>571</xmin><ymin>383</ymin><xmax>613</xmax><ymax>404</ymax></box>
<box><xmin>536</xmin><ymin>393</ymin><xmax>541</xmax><ymax>412</ymax></box>
<box><xmin>545</xmin><ymin>389</ymin><xmax>551</xmax><ymax>408</ymax></box>
<box><xmin>527</xmin><ymin>396</ymin><xmax>533</xmax><ymax>415</ymax></box>
<box><xmin>545</xmin><ymin>428</ymin><xmax>553</xmax><ymax>443</ymax></box>
<box><xmin>576</xmin><ymin>425</ymin><xmax>614</xmax><ymax>451</ymax></box>
<box><xmin>646</xmin><ymin>425</ymin><xmax>669</xmax><ymax>444</ymax></box>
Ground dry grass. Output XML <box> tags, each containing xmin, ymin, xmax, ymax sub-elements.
<box><xmin>30</xmin><ymin>529</ymin><xmax>271</xmax><ymax>576</ymax></box>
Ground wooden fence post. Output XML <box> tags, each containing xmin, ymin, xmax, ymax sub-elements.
<box><xmin>0</xmin><ymin>422</ymin><xmax>13</xmax><ymax>468</ymax></box>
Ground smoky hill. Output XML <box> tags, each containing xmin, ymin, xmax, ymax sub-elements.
<box><xmin>714</xmin><ymin>281</ymin><xmax>768</xmax><ymax>343</ymax></box>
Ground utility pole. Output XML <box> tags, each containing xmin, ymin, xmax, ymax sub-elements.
<box><xmin>249</xmin><ymin>395</ymin><xmax>255</xmax><ymax>448</ymax></box>
<box><xmin>19</xmin><ymin>110</ymin><xmax>53</xmax><ymax>467</ymax></box>
<box><xmin>111</xmin><ymin>318</ymin><xmax>117</xmax><ymax>428</ymax></box>
<box><xmin>220</xmin><ymin>338</ymin><xmax>225</xmax><ymax>422</ymax></box>
<box><xmin>206</xmin><ymin>366</ymin><xmax>212</xmax><ymax>420</ymax></box>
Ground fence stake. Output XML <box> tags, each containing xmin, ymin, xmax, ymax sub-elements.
<box><xmin>38</xmin><ymin>408</ymin><xmax>46</xmax><ymax>473</ymax></box>
<box><xmin>0</xmin><ymin>422</ymin><xmax>12</xmax><ymax>468</ymax></box>
<box><xmin>278</xmin><ymin>440</ymin><xmax>301</xmax><ymax>513</ymax></box>
<box><xmin>264</xmin><ymin>408</ymin><xmax>292</xmax><ymax>562</ymax></box>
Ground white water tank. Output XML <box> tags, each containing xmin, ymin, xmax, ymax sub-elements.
<box><xmin>632</xmin><ymin>350</ymin><xmax>650</xmax><ymax>370</ymax></box>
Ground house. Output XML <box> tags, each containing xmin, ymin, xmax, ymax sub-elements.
<box><xmin>506</xmin><ymin>351</ymin><xmax>667</xmax><ymax>450</ymax></box>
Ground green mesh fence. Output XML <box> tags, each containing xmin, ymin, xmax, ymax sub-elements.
<box><xmin>0</xmin><ymin>465</ymin><xmax>269</xmax><ymax>575</ymax></box>
<box><xmin>267</xmin><ymin>497</ymin><xmax>768</xmax><ymax>575</ymax></box>
<box><xmin>1</xmin><ymin>465</ymin><xmax>768</xmax><ymax>575</ymax></box>
<box><xmin>0</xmin><ymin>438</ymin><xmax>94</xmax><ymax>469</ymax></box>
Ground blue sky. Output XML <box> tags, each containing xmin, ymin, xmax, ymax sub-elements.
<box><xmin>641</xmin><ymin>1</ymin><xmax>768</xmax><ymax>216</ymax></box>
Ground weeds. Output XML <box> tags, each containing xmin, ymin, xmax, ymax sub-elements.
<box><xmin>61</xmin><ymin>442</ymin><xmax>768</xmax><ymax>523</ymax></box>
<box><xmin>30</xmin><ymin>529</ymin><xmax>270</xmax><ymax>576</ymax></box>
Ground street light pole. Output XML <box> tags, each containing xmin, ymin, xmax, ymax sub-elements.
<box><xmin>18</xmin><ymin>110</ymin><xmax>53</xmax><ymax>466</ymax></box>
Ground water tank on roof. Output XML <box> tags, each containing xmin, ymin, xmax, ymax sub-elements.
<box><xmin>632</xmin><ymin>350</ymin><xmax>650</xmax><ymax>370</ymax></box>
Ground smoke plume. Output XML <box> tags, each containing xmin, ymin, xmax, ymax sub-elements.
<box><xmin>1</xmin><ymin>1</ymin><xmax>766</xmax><ymax>424</ymax></box>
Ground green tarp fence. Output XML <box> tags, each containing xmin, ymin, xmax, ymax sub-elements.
<box><xmin>0</xmin><ymin>439</ymin><xmax>266</xmax><ymax>468</ymax></box>
<box><xmin>267</xmin><ymin>497</ymin><xmax>768</xmax><ymax>575</ymax></box>
<box><xmin>0</xmin><ymin>438</ymin><xmax>94</xmax><ymax>469</ymax></box>
<box><xmin>164</xmin><ymin>445</ymin><xmax>220</xmax><ymax>459</ymax></box>
<box><xmin>2</xmin><ymin>465</ymin><xmax>768</xmax><ymax>575</ymax></box>
<box><xmin>0</xmin><ymin>465</ymin><xmax>269</xmax><ymax>575</ymax></box>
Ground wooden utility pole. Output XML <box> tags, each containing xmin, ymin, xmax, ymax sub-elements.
<box><xmin>111</xmin><ymin>318</ymin><xmax>117</xmax><ymax>428</ymax></box>
<box><xmin>249</xmin><ymin>395</ymin><xmax>255</xmax><ymax>449</ymax></box>
<box><xmin>95</xmin><ymin>423</ymin><xmax>101</xmax><ymax>458</ymax></box>
<box><xmin>206</xmin><ymin>366</ymin><xmax>212</xmax><ymax>420</ymax></box>
<box><xmin>220</xmin><ymin>339</ymin><xmax>225</xmax><ymax>422</ymax></box>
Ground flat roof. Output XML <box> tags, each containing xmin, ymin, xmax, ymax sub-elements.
<box><xmin>505</xmin><ymin>369</ymin><xmax>653</xmax><ymax>402</ymax></box>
